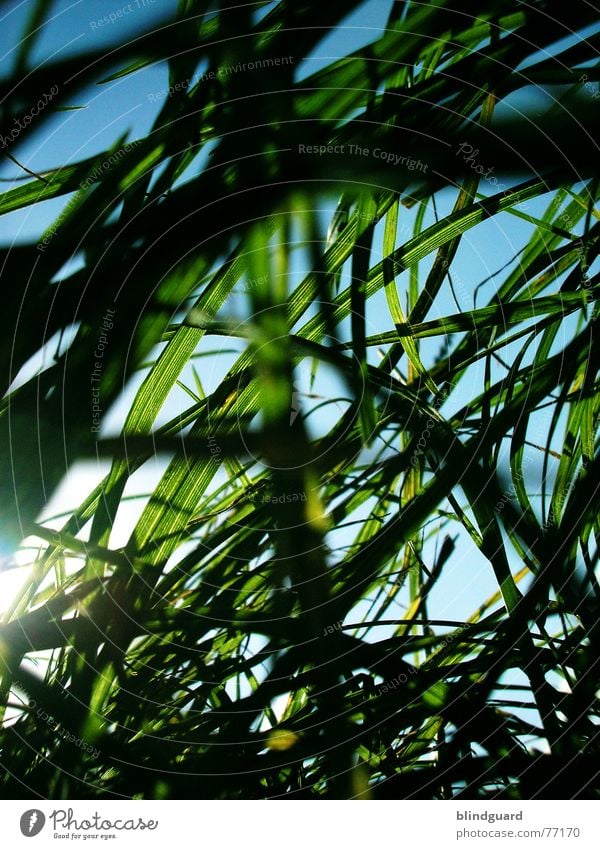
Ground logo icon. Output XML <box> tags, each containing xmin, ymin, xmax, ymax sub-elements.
<box><xmin>20</xmin><ymin>810</ymin><xmax>45</xmax><ymax>837</ymax></box>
